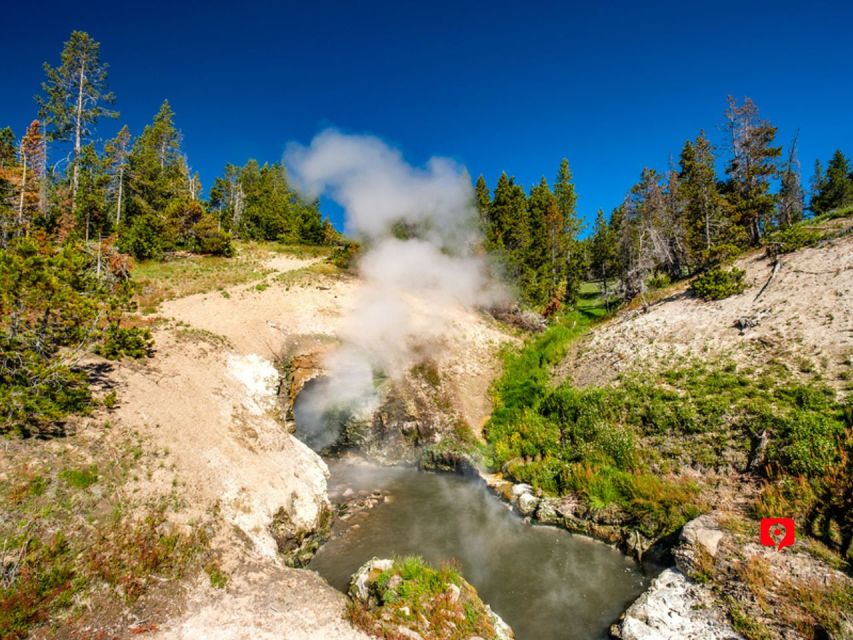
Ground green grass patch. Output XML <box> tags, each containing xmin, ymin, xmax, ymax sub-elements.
<box><xmin>58</xmin><ymin>465</ymin><xmax>99</xmax><ymax>489</ymax></box>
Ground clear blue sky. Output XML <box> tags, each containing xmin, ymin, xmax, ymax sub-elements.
<box><xmin>1</xmin><ymin>0</ymin><xmax>851</xmax><ymax>232</ymax></box>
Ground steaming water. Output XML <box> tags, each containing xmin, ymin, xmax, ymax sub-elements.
<box><xmin>310</xmin><ymin>458</ymin><xmax>662</xmax><ymax>640</ymax></box>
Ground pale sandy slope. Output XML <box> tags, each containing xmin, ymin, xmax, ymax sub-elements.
<box><xmin>110</xmin><ymin>251</ymin><xmax>511</xmax><ymax>639</ymax></box>
<box><xmin>558</xmin><ymin>232</ymin><xmax>852</xmax><ymax>391</ymax></box>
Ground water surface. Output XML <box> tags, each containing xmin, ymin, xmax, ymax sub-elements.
<box><xmin>310</xmin><ymin>459</ymin><xmax>661</xmax><ymax>640</ymax></box>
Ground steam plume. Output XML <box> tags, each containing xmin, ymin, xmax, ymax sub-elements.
<box><xmin>285</xmin><ymin>129</ymin><xmax>503</xmax><ymax>448</ymax></box>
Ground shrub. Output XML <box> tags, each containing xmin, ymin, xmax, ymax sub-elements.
<box><xmin>690</xmin><ymin>266</ymin><xmax>747</xmax><ymax>300</ymax></box>
<box><xmin>769</xmin><ymin>411</ymin><xmax>844</xmax><ymax>476</ymax></box>
<box><xmin>646</xmin><ymin>272</ymin><xmax>671</xmax><ymax>290</ymax></box>
<box><xmin>765</xmin><ymin>225</ymin><xmax>823</xmax><ymax>253</ymax></box>
<box><xmin>119</xmin><ymin>214</ymin><xmax>165</xmax><ymax>260</ymax></box>
<box><xmin>190</xmin><ymin>216</ymin><xmax>234</xmax><ymax>257</ymax></box>
<box><xmin>96</xmin><ymin>324</ymin><xmax>154</xmax><ymax>360</ymax></box>
<box><xmin>330</xmin><ymin>241</ymin><xmax>360</xmax><ymax>270</ymax></box>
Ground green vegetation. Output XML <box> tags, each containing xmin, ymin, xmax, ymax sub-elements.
<box><xmin>348</xmin><ymin>556</ymin><xmax>498</xmax><ymax>640</ymax></box>
<box><xmin>485</xmin><ymin>301</ymin><xmax>850</xmax><ymax>544</ymax></box>
<box><xmin>0</xmin><ymin>236</ymin><xmax>146</xmax><ymax>437</ymax></box>
<box><xmin>0</xmin><ymin>442</ymin><xmax>210</xmax><ymax>639</ymax></box>
<box><xmin>690</xmin><ymin>266</ymin><xmax>747</xmax><ymax>300</ymax></box>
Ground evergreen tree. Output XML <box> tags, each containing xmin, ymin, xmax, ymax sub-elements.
<box><xmin>0</xmin><ymin>128</ymin><xmax>15</xmax><ymax>168</ymax></box>
<box><xmin>589</xmin><ymin>209</ymin><xmax>617</xmax><ymax>306</ymax></box>
<box><xmin>37</xmin><ymin>31</ymin><xmax>117</xmax><ymax>209</ymax></box>
<box><xmin>526</xmin><ymin>177</ymin><xmax>555</xmax><ymax>304</ymax></box>
<box><xmin>554</xmin><ymin>158</ymin><xmax>583</xmax><ymax>304</ymax></box>
<box><xmin>474</xmin><ymin>175</ymin><xmax>491</xmax><ymax>235</ymax></box>
<box><xmin>723</xmin><ymin>97</ymin><xmax>782</xmax><ymax>244</ymax></box>
<box><xmin>17</xmin><ymin>121</ymin><xmax>46</xmax><ymax>235</ymax></box>
<box><xmin>121</xmin><ymin>101</ymin><xmax>189</xmax><ymax>258</ymax></box>
<box><xmin>488</xmin><ymin>173</ymin><xmax>531</xmax><ymax>299</ymax></box>
<box><xmin>0</xmin><ymin>128</ymin><xmax>18</xmax><ymax>246</ymax></box>
<box><xmin>617</xmin><ymin>169</ymin><xmax>672</xmax><ymax>299</ymax></box>
<box><xmin>75</xmin><ymin>143</ymin><xmax>110</xmax><ymax>241</ymax></box>
<box><xmin>678</xmin><ymin>131</ymin><xmax>729</xmax><ymax>267</ymax></box>
<box><xmin>811</xmin><ymin>149</ymin><xmax>853</xmax><ymax>214</ymax></box>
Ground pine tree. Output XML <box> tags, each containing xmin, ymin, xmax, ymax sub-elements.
<box><xmin>17</xmin><ymin>121</ymin><xmax>46</xmax><ymax>234</ymax></box>
<box><xmin>37</xmin><ymin>31</ymin><xmax>117</xmax><ymax>210</ymax></box>
<box><xmin>589</xmin><ymin>209</ymin><xmax>617</xmax><ymax>306</ymax></box>
<box><xmin>617</xmin><ymin>169</ymin><xmax>672</xmax><ymax>299</ymax></box>
<box><xmin>526</xmin><ymin>177</ymin><xmax>555</xmax><ymax>304</ymax></box>
<box><xmin>126</xmin><ymin>100</ymin><xmax>185</xmax><ymax>218</ymax></box>
<box><xmin>723</xmin><ymin>97</ymin><xmax>782</xmax><ymax>244</ymax></box>
<box><xmin>488</xmin><ymin>172</ymin><xmax>531</xmax><ymax>298</ymax></box>
<box><xmin>811</xmin><ymin>150</ymin><xmax>853</xmax><ymax>214</ymax></box>
<box><xmin>75</xmin><ymin>143</ymin><xmax>110</xmax><ymax>241</ymax></box>
<box><xmin>554</xmin><ymin>158</ymin><xmax>583</xmax><ymax>304</ymax></box>
<box><xmin>0</xmin><ymin>128</ymin><xmax>18</xmax><ymax>246</ymax></box>
<box><xmin>474</xmin><ymin>175</ymin><xmax>491</xmax><ymax>235</ymax></box>
<box><xmin>777</xmin><ymin>134</ymin><xmax>804</xmax><ymax>228</ymax></box>
<box><xmin>678</xmin><ymin>131</ymin><xmax>728</xmax><ymax>268</ymax></box>
<box><xmin>0</xmin><ymin>128</ymin><xmax>15</xmax><ymax>168</ymax></box>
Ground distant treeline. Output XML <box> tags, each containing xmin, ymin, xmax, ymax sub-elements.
<box><xmin>478</xmin><ymin>98</ymin><xmax>853</xmax><ymax>309</ymax></box>
<box><xmin>0</xmin><ymin>31</ymin><xmax>335</xmax><ymax>260</ymax></box>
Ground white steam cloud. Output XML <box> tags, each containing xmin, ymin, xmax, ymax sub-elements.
<box><xmin>285</xmin><ymin>129</ymin><xmax>505</xmax><ymax>449</ymax></box>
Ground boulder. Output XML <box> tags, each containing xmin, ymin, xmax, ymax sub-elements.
<box><xmin>680</xmin><ymin>514</ymin><xmax>725</xmax><ymax>558</ymax></box>
<box><xmin>516</xmin><ymin>492</ymin><xmax>539</xmax><ymax>517</ymax></box>
<box><xmin>611</xmin><ymin>568</ymin><xmax>743</xmax><ymax>640</ymax></box>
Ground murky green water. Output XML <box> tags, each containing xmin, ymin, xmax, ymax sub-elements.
<box><xmin>310</xmin><ymin>458</ymin><xmax>661</xmax><ymax>640</ymax></box>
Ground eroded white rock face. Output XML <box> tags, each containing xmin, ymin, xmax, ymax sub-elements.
<box><xmin>213</xmin><ymin>353</ymin><xmax>331</xmax><ymax>559</ymax></box>
<box><xmin>614</xmin><ymin>568</ymin><xmax>742</xmax><ymax>640</ymax></box>
<box><xmin>226</xmin><ymin>353</ymin><xmax>280</xmax><ymax>416</ymax></box>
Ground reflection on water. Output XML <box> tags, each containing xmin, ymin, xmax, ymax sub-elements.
<box><xmin>310</xmin><ymin>458</ymin><xmax>662</xmax><ymax>640</ymax></box>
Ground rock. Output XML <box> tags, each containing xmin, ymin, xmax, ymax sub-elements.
<box><xmin>534</xmin><ymin>498</ymin><xmax>562</xmax><ymax>525</ymax></box>
<box><xmin>395</xmin><ymin>627</ymin><xmax>424</xmax><ymax>640</ymax></box>
<box><xmin>349</xmin><ymin>558</ymin><xmax>394</xmax><ymax>602</ymax></box>
<box><xmin>448</xmin><ymin>583</ymin><xmax>461</xmax><ymax>603</ymax></box>
<box><xmin>348</xmin><ymin>558</ymin><xmax>515</xmax><ymax>640</ymax></box>
<box><xmin>680</xmin><ymin>515</ymin><xmax>725</xmax><ymax>558</ymax></box>
<box><xmin>510</xmin><ymin>483</ymin><xmax>533</xmax><ymax>498</ymax></box>
<box><xmin>485</xmin><ymin>605</ymin><xmax>515</xmax><ymax>640</ymax></box>
<box><xmin>611</xmin><ymin>568</ymin><xmax>742</xmax><ymax>640</ymax></box>
<box><xmin>516</xmin><ymin>492</ymin><xmax>539</xmax><ymax>517</ymax></box>
<box><xmin>269</xmin><ymin>499</ymin><xmax>333</xmax><ymax>567</ymax></box>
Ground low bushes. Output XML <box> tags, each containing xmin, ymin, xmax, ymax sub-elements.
<box><xmin>690</xmin><ymin>266</ymin><xmax>747</xmax><ymax>300</ymax></box>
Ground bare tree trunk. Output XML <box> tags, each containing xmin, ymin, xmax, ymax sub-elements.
<box><xmin>115</xmin><ymin>165</ymin><xmax>124</xmax><ymax>227</ymax></box>
<box><xmin>17</xmin><ymin>155</ymin><xmax>27</xmax><ymax>227</ymax></box>
<box><xmin>71</xmin><ymin>59</ymin><xmax>87</xmax><ymax>209</ymax></box>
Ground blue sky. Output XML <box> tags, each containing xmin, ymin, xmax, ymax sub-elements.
<box><xmin>1</xmin><ymin>0</ymin><xmax>851</xmax><ymax>232</ymax></box>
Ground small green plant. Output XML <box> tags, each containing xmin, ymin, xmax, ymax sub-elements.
<box><xmin>690</xmin><ymin>266</ymin><xmax>747</xmax><ymax>300</ymax></box>
<box><xmin>205</xmin><ymin>561</ymin><xmax>229</xmax><ymax>589</ymax></box>
<box><xmin>59</xmin><ymin>465</ymin><xmax>99</xmax><ymax>489</ymax></box>
<box><xmin>255</xmin><ymin>282</ymin><xmax>269</xmax><ymax>292</ymax></box>
<box><xmin>103</xmin><ymin>390</ymin><xmax>118</xmax><ymax>409</ymax></box>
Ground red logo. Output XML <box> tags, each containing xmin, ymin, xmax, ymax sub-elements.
<box><xmin>760</xmin><ymin>517</ymin><xmax>795</xmax><ymax>551</ymax></box>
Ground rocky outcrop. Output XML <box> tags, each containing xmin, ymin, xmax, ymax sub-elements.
<box><xmin>349</xmin><ymin>558</ymin><xmax>514</xmax><ymax>640</ymax></box>
<box><xmin>611</xmin><ymin>568</ymin><xmax>742</xmax><ymax>640</ymax></box>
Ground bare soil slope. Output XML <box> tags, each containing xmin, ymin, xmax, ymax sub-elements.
<box><xmin>558</xmin><ymin>232</ymin><xmax>852</xmax><ymax>393</ymax></box>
